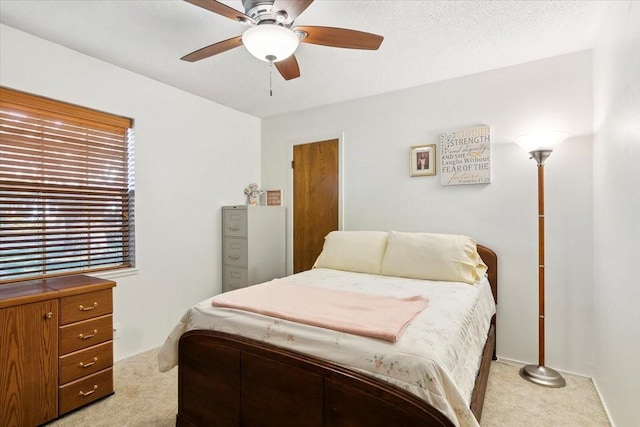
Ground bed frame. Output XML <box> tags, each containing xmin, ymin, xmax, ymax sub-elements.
<box><xmin>176</xmin><ymin>245</ymin><xmax>498</xmax><ymax>427</ymax></box>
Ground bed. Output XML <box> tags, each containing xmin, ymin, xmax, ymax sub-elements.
<box><xmin>158</xmin><ymin>231</ymin><xmax>498</xmax><ymax>427</ymax></box>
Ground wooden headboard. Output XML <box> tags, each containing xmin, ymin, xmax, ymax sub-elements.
<box><xmin>477</xmin><ymin>244</ymin><xmax>498</xmax><ymax>304</ymax></box>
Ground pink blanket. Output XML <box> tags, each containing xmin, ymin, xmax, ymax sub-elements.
<box><xmin>211</xmin><ymin>280</ymin><xmax>428</xmax><ymax>342</ymax></box>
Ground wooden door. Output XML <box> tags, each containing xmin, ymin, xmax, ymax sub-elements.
<box><xmin>0</xmin><ymin>300</ymin><xmax>59</xmax><ymax>426</ymax></box>
<box><xmin>293</xmin><ymin>139</ymin><xmax>339</xmax><ymax>273</ymax></box>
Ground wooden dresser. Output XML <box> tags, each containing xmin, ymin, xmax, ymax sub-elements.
<box><xmin>0</xmin><ymin>275</ymin><xmax>116</xmax><ymax>427</ymax></box>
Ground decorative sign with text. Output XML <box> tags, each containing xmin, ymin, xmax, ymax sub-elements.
<box><xmin>440</xmin><ymin>126</ymin><xmax>491</xmax><ymax>186</ymax></box>
<box><xmin>266</xmin><ymin>190</ymin><xmax>282</xmax><ymax>206</ymax></box>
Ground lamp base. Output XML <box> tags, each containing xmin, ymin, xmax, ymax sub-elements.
<box><xmin>519</xmin><ymin>364</ymin><xmax>566</xmax><ymax>388</ymax></box>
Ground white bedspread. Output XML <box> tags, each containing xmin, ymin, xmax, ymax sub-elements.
<box><xmin>158</xmin><ymin>268</ymin><xmax>496</xmax><ymax>427</ymax></box>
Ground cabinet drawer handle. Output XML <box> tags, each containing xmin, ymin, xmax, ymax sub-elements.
<box><xmin>228</xmin><ymin>255</ymin><xmax>240</xmax><ymax>260</ymax></box>
<box><xmin>45</xmin><ymin>312</ymin><xmax>53</xmax><ymax>319</ymax></box>
<box><xmin>79</xmin><ymin>357</ymin><xmax>98</xmax><ymax>368</ymax></box>
<box><xmin>78</xmin><ymin>302</ymin><xmax>98</xmax><ymax>311</ymax></box>
<box><xmin>78</xmin><ymin>330</ymin><xmax>98</xmax><ymax>340</ymax></box>
<box><xmin>228</xmin><ymin>226</ymin><xmax>240</xmax><ymax>231</ymax></box>
<box><xmin>79</xmin><ymin>385</ymin><xmax>98</xmax><ymax>396</ymax></box>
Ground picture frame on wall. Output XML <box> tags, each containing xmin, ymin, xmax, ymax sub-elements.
<box><xmin>410</xmin><ymin>144</ymin><xmax>436</xmax><ymax>177</ymax></box>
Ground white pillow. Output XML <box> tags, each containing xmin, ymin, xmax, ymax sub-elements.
<box><xmin>381</xmin><ymin>231</ymin><xmax>487</xmax><ymax>284</ymax></box>
<box><xmin>313</xmin><ymin>231</ymin><xmax>388</xmax><ymax>275</ymax></box>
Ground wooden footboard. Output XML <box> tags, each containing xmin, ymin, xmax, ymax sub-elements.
<box><xmin>177</xmin><ymin>330</ymin><xmax>457</xmax><ymax>427</ymax></box>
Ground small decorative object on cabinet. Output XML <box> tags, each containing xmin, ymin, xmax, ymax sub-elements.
<box><xmin>266</xmin><ymin>189</ymin><xmax>282</xmax><ymax>206</ymax></box>
<box><xmin>243</xmin><ymin>182</ymin><xmax>264</xmax><ymax>206</ymax></box>
<box><xmin>0</xmin><ymin>275</ymin><xmax>116</xmax><ymax>426</ymax></box>
<box><xmin>222</xmin><ymin>205</ymin><xmax>286</xmax><ymax>292</ymax></box>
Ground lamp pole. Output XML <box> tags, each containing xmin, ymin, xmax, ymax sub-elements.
<box><xmin>519</xmin><ymin>149</ymin><xmax>566</xmax><ymax>388</ymax></box>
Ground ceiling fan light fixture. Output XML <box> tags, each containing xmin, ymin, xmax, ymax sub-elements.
<box><xmin>242</xmin><ymin>24</ymin><xmax>299</xmax><ymax>62</ymax></box>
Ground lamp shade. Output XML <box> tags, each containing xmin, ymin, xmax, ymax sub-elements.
<box><xmin>242</xmin><ymin>24</ymin><xmax>299</xmax><ymax>62</ymax></box>
<box><xmin>514</xmin><ymin>130</ymin><xmax>567</xmax><ymax>153</ymax></box>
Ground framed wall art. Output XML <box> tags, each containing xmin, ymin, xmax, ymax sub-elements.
<box><xmin>410</xmin><ymin>144</ymin><xmax>436</xmax><ymax>177</ymax></box>
<box><xmin>440</xmin><ymin>125</ymin><xmax>490</xmax><ymax>185</ymax></box>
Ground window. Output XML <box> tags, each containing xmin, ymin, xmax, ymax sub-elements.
<box><xmin>0</xmin><ymin>87</ymin><xmax>135</xmax><ymax>284</ymax></box>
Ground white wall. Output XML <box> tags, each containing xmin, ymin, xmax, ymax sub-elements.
<box><xmin>0</xmin><ymin>25</ymin><xmax>262</xmax><ymax>361</ymax></box>
<box><xmin>262</xmin><ymin>51</ymin><xmax>595</xmax><ymax>375</ymax></box>
<box><xmin>592</xmin><ymin>2</ymin><xmax>640</xmax><ymax>426</ymax></box>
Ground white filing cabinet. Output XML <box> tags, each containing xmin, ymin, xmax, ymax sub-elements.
<box><xmin>222</xmin><ymin>205</ymin><xmax>286</xmax><ymax>292</ymax></box>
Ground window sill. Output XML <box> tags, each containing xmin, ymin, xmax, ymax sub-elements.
<box><xmin>91</xmin><ymin>268</ymin><xmax>138</xmax><ymax>280</ymax></box>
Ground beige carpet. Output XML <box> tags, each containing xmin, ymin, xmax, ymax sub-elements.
<box><xmin>46</xmin><ymin>349</ymin><xmax>610</xmax><ymax>427</ymax></box>
<box><xmin>481</xmin><ymin>362</ymin><xmax>610</xmax><ymax>426</ymax></box>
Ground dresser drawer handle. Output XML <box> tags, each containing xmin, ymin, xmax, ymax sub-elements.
<box><xmin>79</xmin><ymin>357</ymin><xmax>98</xmax><ymax>368</ymax></box>
<box><xmin>228</xmin><ymin>255</ymin><xmax>240</xmax><ymax>260</ymax></box>
<box><xmin>79</xmin><ymin>385</ymin><xmax>98</xmax><ymax>396</ymax></box>
<box><xmin>78</xmin><ymin>302</ymin><xmax>98</xmax><ymax>311</ymax></box>
<box><xmin>78</xmin><ymin>330</ymin><xmax>98</xmax><ymax>340</ymax></box>
<box><xmin>228</xmin><ymin>226</ymin><xmax>240</xmax><ymax>231</ymax></box>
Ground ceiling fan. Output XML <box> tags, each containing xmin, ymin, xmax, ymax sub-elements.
<box><xmin>181</xmin><ymin>0</ymin><xmax>384</xmax><ymax>81</ymax></box>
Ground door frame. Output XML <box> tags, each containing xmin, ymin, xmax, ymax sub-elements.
<box><xmin>286</xmin><ymin>133</ymin><xmax>345</xmax><ymax>275</ymax></box>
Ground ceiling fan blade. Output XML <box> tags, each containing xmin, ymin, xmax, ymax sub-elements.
<box><xmin>294</xmin><ymin>26</ymin><xmax>383</xmax><ymax>50</ymax></box>
<box><xmin>271</xmin><ymin>0</ymin><xmax>314</xmax><ymax>24</ymax></box>
<box><xmin>185</xmin><ymin>0</ymin><xmax>255</xmax><ymax>25</ymax></box>
<box><xmin>181</xmin><ymin>36</ymin><xmax>243</xmax><ymax>62</ymax></box>
<box><xmin>275</xmin><ymin>55</ymin><xmax>301</xmax><ymax>80</ymax></box>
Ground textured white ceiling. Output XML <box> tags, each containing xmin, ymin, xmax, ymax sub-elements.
<box><xmin>0</xmin><ymin>0</ymin><xmax>609</xmax><ymax>118</ymax></box>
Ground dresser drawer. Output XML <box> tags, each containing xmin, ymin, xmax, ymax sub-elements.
<box><xmin>223</xmin><ymin>266</ymin><xmax>248</xmax><ymax>292</ymax></box>
<box><xmin>59</xmin><ymin>368</ymin><xmax>113</xmax><ymax>415</ymax></box>
<box><xmin>60</xmin><ymin>289</ymin><xmax>112</xmax><ymax>325</ymax></box>
<box><xmin>223</xmin><ymin>238</ymin><xmax>248</xmax><ymax>266</ymax></box>
<box><xmin>60</xmin><ymin>314</ymin><xmax>113</xmax><ymax>354</ymax></box>
<box><xmin>223</xmin><ymin>209</ymin><xmax>247</xmax><ymax>237</ymax></box>
<box><xmin>59</xmin><ymin>341</ymin><xmax>113</xmax><ymax>384</ymax></box>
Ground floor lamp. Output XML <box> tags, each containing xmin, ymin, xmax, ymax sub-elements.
<box><xmin>515</xmin><ymin>131</ymin><xmax>567</xmax><ymax>388</ymax></box>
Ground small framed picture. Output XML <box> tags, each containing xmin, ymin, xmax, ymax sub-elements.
<box><xmin>266</xmin><ymin>190</ymin><xmax>282</xmax><ymax>206</ymax></box>
<box><xmin>410</xmin><ymin>144</ymin><xmax>436</xmax><ymax>177</ymax></box>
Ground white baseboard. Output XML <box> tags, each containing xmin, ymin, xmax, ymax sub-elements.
<box><xmin>591</xmin><ymin>377</ymin><xmax>616</xmax><ymax>427</ymax></box>
<box><xmin>493</xmin><ymin>356</ymin><xmax>592</xmax><ymax>379</ymax></box>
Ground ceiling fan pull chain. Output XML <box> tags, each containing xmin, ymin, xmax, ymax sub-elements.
<box><xmin>266</xmin><ymin>54</ymin><xmax>276</xmax><ymax>97</ymax></box>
